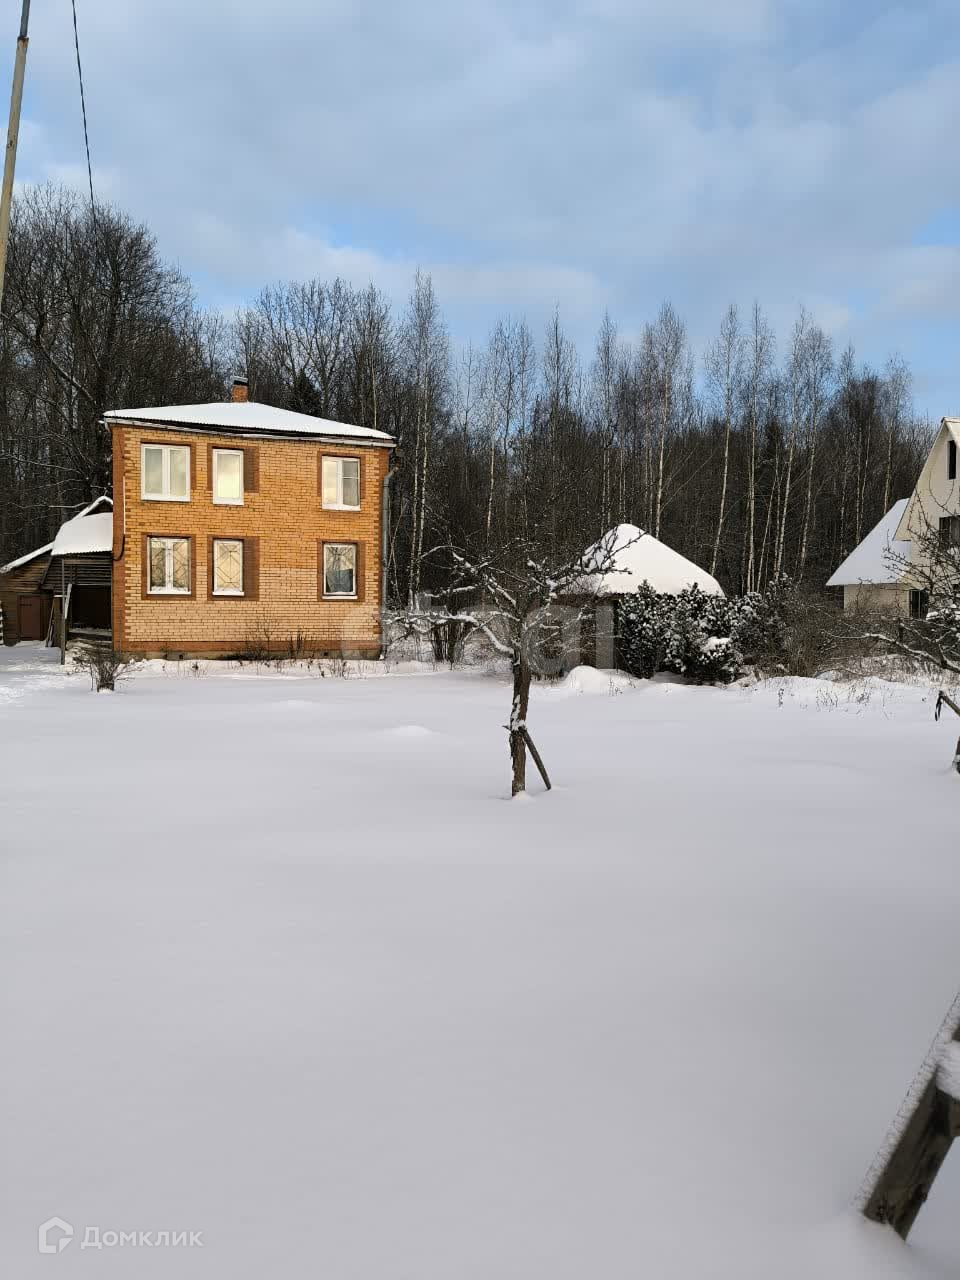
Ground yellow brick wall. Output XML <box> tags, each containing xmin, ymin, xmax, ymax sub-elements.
<box><xmin>112</xmin><ymin>424</ymin><xmax>388</xmax><ymax>657</ymax></box>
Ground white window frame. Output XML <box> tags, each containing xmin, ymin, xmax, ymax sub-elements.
<box><xmin>322</xmin><ymin>542</ymin><xmax>357</xmax><ymax>599</ymax></box>
<box><xmin>141</xmin><ymin>443</ymin><xmax>190</xmax><ymax>502</ymax></box>
<box><xmin>321</xmin><ymin>456</ymin><xmax>361</xmax><ymax>511</ymax></box>
<box><xmin>212</xmin><ymin>538</ymin><xmax>244</xmax><ymax>596</ymax></box>
<box><xmin>212</xmin><ymin>448</ymin><xmax>245</xmax><ymax>506</ymax></box>
<box><xmin>147</xmin><ymin>536</ymin><xmax>191</xmax><ymax>595</ymax></box>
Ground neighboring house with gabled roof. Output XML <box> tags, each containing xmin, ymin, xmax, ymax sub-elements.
<box><xmin>826</xmin><ymin>417</ymin><xmax>960</xmax><ymax>617</ymax></box>
<box><xmin>106</xmin><ymin>378</ymin><xmax>396</xmax><ymax>658</ymax></box>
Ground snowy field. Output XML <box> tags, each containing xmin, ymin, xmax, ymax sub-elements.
<box><xmin>2</xmin><ymin>644</ymin><xmax>960</xmax><ymax>1278</ymax></box>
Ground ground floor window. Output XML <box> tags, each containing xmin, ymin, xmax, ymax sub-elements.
<box><xmin>909</xmin><ymin>588</ymin><xmax>929</xmax><ymax>619</ymax></box>
<box><xmin>148</xmin><ymin>536</ymin><xmax>190</xmax><ymax>594</ymax></box>
<box><xmin>212</xmin><ymin>538</ymin><xmax>243</xmax><ymax>595</ymax></box>
<box><xmin>323</xmin><ymin>543</ymin><xmax>357</xmax><ymax>597</ymax></box>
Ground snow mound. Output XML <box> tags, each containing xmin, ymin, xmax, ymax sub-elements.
<box><xmin>555</xmin><ymin>665</ymin><xmax>640</xmax><ymax>695</ymax></box>
<box><xmin>382</xmin><ymin>724</ymin><xmax>436</xmax><ymax>739</ymax></box>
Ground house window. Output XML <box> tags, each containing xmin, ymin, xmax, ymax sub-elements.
<box><xmin>909</xmin><ymin>590</ymin><xmax>929</xmax><ymax>620</ymax></box>
<box><xmin>212</xmin><ymin>448</ymin><xmax>244</xmax><ymax>505</ymax></box>
<box><xmin>321</xmin><ymin>456</ymin><xmax>360</xmax><ymax>510</ymax></box>
<box><xmin>949</xmin><ymin>440</ymin><xmax>957</xmax><ymax>482</ymax></box>
<box><xmin>142</xmin><ymin>444</ymin><xmax>190</xmax><ymax>500</ymax></box>
<box><xmin>212</xmin><ymin>539</ymin><xmax>244</xmax><ymax>595</ymax></box>
<box><xmin>939</xmin><ymin>516</ymin><xmax>960</xmax><ymax>548</ymax></box>
<box><xmin>323</xmin><ymin>543</ymin><xmax>357</xmax><ymax>597</ymax></box>
<box><xmin>148</xmin><ymin>536</ymin><xmax>190</xmax><ymax>594</ymax></box>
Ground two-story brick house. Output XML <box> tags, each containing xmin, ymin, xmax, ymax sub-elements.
<box><xmin>106</xmin><ymin>380</ymin><xmax>396</xmax><ymax>657</ymax></box>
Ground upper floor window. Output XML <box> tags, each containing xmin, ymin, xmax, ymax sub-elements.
<box><xmin>321</xmin><ymin>456</ymin><xmax>360</xmax><ymax>510</ymax></box>
<box><xmin>948</xmin><ymin>439</ymin><xmax>957</xmax><ymax>482</ymax></box>
<box><xmin>142</xmin><ymin>443</ymin><xmax>189</xmax><ymax>501</ymax></box>
<box><xmin>212</xmin><ymin>448</ymin><xmax>244</xmax><ymax>505</ymax></box>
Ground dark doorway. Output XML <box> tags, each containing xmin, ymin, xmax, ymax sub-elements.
<box><xmin>17</xmin><ymin>594</ymin><xmax>45</xmax><ymax>640</ymax></box>
<box><xmin>71</xmin><ymin>586</ymin><xmax>111</xmax><ymax>630</ymax></box>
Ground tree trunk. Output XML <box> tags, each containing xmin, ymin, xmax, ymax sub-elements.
<box><xmin>711</xmin><ymin>411</ymin><xmax>731</xmax><ymax>576</ymax></box>
<box><xmin>509</xmin><ymin>649</ymin><xmax>532</xmax><ymax>796</ymax></box>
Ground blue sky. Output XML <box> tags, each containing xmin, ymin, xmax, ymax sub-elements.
<box><xmin>5</xmin><ymin>0</ymin><xmax>960</xmax><ymax>415</ymax></box>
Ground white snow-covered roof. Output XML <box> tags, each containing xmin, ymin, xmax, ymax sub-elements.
<box><xmin>576</xmin><ymin>524</ymin><xmax>724</xmax><ymax>597</ymax></box>
<box><xmin>826</xmin><ymin>500</ymin><xmax>909</xmax><ymax>587</ymax></box>
<box><xmin>51</xmin><ymin>497</ymin><xmax>114</xmax><ymax>557</ymax></box>
<box><xmin>0</xmin><ymin>541</ymin><xmax>54</xmax><ymax>574</ymax></box>
<box><xmin>103</xmin><ymin>400</ymin><xmax>395</xmax><ymax>445</ymax></box>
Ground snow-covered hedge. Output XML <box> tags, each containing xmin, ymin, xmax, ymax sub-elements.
<box><xmin>618</xmin><ymin>578</ymin><xmax>793</xmax><ymax>683</ymax></box>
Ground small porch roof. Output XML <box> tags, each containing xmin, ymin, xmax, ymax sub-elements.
<box><xmin>50</xmin><ymin>496</ymin><xmax>113</xmax><ymax>559</ymax></box>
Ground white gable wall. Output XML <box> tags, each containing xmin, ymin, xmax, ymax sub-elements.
<box><xmin>895</xmin><ymin>419</ymin><xmax>960</xmax><ymax>546</ymax></box>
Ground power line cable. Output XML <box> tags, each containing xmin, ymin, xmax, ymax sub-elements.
<box><xmin>69</xmin><ymin>0</ymin><xmax>96</xmax><ymax>223</ymax></box>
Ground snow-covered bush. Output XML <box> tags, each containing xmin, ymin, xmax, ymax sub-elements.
<box><xmin>730</xmin><ymin>576</ymin><xmax>792</xmax><ymax>669</ymax></box>
<box><xmin>618</xmin><ymin>577</ymin><xmax>802</xmax><ymax>683</ymax></box>
<box><xmin>618</xmin><ymin>583</ymin><xmax>740</xmax><ymax>683</ymax></box>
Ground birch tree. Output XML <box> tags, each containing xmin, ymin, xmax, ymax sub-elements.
<box><xmin>402</xmin><ymin>271</ymin><xmax>449</xmax><ymax>606</ymax></box>
<box><xmin>705</xmin><ymin>303</ymin><xmax>744</xmax><ymax>577</ymax></box>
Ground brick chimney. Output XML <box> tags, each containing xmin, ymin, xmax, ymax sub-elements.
<box><xmin>230</xmin><ymin>377</ymin><xmax>249</xmax><ymax>403</ymax></box>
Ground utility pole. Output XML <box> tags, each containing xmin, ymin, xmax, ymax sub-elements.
<box><xmin>0</xmin><ymin>0</ymin><xmax>30</xmax><ymax>313</ymax></box>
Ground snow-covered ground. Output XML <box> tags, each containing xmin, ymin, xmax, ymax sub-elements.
<box><xmin>2</xmin><ymin>643</ymin><xmax>960</xmax><ymax>1278</ymax></box>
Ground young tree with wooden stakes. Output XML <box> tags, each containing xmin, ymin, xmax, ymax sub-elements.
<box><xmin>406</xmin><ymin>527</ymin><xmax>631</xmax><ymax>796</ymax></box>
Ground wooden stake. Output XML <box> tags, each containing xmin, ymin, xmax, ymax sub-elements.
<box><xmin>521</xmin><ymin>727</ymin><xmax>552</xmax><ymax>791</ymax></box>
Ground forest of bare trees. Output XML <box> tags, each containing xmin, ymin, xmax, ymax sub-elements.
<box><xmin>0</xmin><ymin>185</ymin><xmax>932</xmax><ymax>604</ymax></box>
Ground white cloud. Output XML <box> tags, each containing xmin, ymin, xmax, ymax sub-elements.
<box><xmin>6</xmin><ymin>0</ymin><xmax>960</xmax><ymax>409</ymax></box>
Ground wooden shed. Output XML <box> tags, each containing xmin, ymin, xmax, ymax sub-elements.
<box><xmin>42</xmin><ymin>496</ymin><xmax>114</xmax><ymax>644</ymax></box>
<box><xmin>0</xmin><ymin>542</ymin><xmax>54</xmax><ymax>644</ymax></box>
<box><xmin>563</xmin><ymin>523</ymin><xmax>725</xmax><ymax>669</ymax></box>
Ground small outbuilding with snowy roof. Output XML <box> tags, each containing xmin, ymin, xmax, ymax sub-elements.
<box><xmin>561</xmin><ymin>524</ymin><xmax>724</xmax><ymax>668</ymax></box>
<box><xmin>42</xmin><ymin>496</ymin><xmax>115</xmax><ymax>642</ymax></box>
<box><xmin>1</xmin><ymin>496</ymin><xmax>113</xmax><ymax>646</ymax></box>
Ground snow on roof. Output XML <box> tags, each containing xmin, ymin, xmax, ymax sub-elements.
<box><xmin>103</xmin><ymin>400</ymin><xmax>395</xmax><ymax>444</ymax></box>
<box><xmin>577</xmin><ymin>524</ymin><xmax>724</xmax><ymax>597</ymax></box>
<box><xmin>0</xmin><ymin>541</ymin><xmax>54</xmax><ymax>574</ymax></box>
<box><xmin>3</xmin><ymin>497</ymin><xmax>112</xmax><ymax>570</ymax></box>
<box><xmin>826</xmin><ymin>499</ymin><xmax>909</xmax><ymax>587</ymax></box>
<box><xmin>51</xmin><ymin>503</ymin><xmax>114</xmax><ymax>557</ymax></box>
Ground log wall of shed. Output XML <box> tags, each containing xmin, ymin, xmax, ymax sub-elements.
<box><xmin>0</xmin><ymin>555</ymin><xmax>53</xmax><ymax>644</ymax></box>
